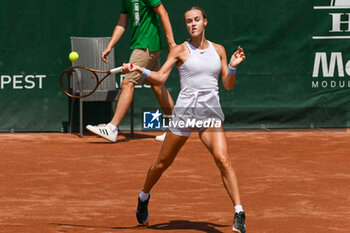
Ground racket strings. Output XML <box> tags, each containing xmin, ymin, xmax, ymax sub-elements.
<box><xmin>60</xmin><ymin>66</ymin><xmax>102</xmax><ymax>98</ymax></box>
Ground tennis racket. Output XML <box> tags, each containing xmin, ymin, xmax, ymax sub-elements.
<box><xmin>59</xmin><ymin>64</ymin><xmax>133</xmax><ymax>99</ymax></box>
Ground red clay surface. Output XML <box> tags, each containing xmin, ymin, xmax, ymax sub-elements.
<box><xmin>1</xmin><ymin>130</ymin><xmax>350</xmax><ymax>233</ymax></box>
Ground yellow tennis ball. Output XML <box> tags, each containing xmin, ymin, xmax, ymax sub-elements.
<box><xmin>69</xmin><ymin>51</ymin><xmax>79</xmax><ymax>62</ymax></box>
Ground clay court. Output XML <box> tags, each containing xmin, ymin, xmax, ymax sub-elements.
<box><xmin>1</xmin><ymin>130</ymin><xmax>350</xmax><ymax>233</ymax></box>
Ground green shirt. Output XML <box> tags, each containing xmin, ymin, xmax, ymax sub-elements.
<box><xmin>121</xmin><ymin>0</ymin><xmax>162</xmax><ymax>51</ymax></box>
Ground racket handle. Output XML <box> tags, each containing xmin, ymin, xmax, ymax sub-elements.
<box><xmin>109</xmin><ymin>64</ymin><xmax>133</xmax><ymax>74</ymax></box>
<box><xmin>109</xmin><ymin>66</ymin><xmax>122</xmax><ymax>74</ymax></box>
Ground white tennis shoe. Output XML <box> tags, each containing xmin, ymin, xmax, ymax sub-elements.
<box><xmin>155</xmin><ymin>132</ymin><xmax>166</xmax><ymax>142</ymax></box>
<box><xmin>86</xmin><ymin>124</ymin><xmax>118</xmax><ymax>142</ymax></box>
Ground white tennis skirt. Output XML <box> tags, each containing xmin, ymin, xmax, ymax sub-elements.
<box><xmin>169</xmin><ymin>87</ymin><xmax>225</xmax><ymax>137</ymax></box>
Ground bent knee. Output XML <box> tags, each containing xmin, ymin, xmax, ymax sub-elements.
<box><xmin>153</xmin><ymin>159</ymin><xmax>172</xmax><ymax>172</ymax></box>
<box><xmin>214</xmin><ymin>154</ymin><xmax>232</xmax><ymax>172</ymax></box>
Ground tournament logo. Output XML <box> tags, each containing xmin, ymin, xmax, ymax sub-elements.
<box><xmin>143</xmin><ymin>109</ymin><xmax>162</xmax><ymax>129</ymax></box>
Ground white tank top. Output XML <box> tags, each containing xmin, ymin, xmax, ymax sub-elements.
<box><xmin>170</xmin><ymin>40</ymin><xmax>225</xmax><ymax>126</ymax></box>
<box><xmin>178</xmin><ymin>41</ymin><xmax>222</xmax><ymax>91</ymax></box>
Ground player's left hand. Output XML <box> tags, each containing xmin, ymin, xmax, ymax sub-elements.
<box><xmin>229</xmin><ymin>46</ymin><xmax>246</xmax><ymax>68</ymax></box>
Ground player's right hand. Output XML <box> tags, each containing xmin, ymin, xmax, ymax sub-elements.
<box><xmin>121</xmin><ymin>63</ymin><xmax>137</xmax><ymax>73</ymax></box>
<box><xmin>102</xmin><ymin>48</ymin><xmax>111</xmax><ymax>63</ymax></box>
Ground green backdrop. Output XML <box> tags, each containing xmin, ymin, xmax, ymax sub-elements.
<box><xmin>1</xmin><ymin>0</ymin><xmax>349</xmax><ymax>132</ymax></box>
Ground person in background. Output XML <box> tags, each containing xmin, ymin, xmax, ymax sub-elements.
<box><xmin>86</xmin><ymin>0</ymin><xmax>175</xmax><ymax>142</ymax></box>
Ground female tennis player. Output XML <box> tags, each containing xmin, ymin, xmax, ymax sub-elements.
<box><xmin>122</xmin><ymin>6</ymin><xmax>246</xmax><ymax>233</ymax></box>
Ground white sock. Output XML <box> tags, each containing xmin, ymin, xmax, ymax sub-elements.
<box><xmin>234</xmin><ymin>205</ymin><xmax>244</xmax><ymax>213</ymax></box>
<box><xmin>107</xmin><ymin>123</ymin><xmax>118</xmax><ymax>133</ymax></box>
<box><xmin>139</xmin><ymin>191</ymin><xmax>150</xmax><ymax>202</ymax></box>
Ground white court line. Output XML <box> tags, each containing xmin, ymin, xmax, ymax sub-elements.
<box><xmin>313</xmin><ymin>6</ymin><xmax>350</xmax><ymax>9</ymax></box>
<box><xmin>312</xmin><ymin>36</ymin><xmax>350</xmax><ymax>39</ymax></box>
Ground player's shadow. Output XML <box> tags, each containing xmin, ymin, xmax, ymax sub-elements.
<box><xmin>116</xmin><ymin>131</ymin><xmax>156</xmax><ymax>143</ymax></box>
<box><xmin>52</xmin><ymin>220</ymin><xmax>229</xmax><ymax>233</ymax></box>
<box><xmin>85</xmin><ymin>131</ymin><xmax>157</xmax><ymax>144</ymax></box>
<box><xmin>52</xmin><ymin>223</ymin><xmax>147</xmax><ymax>231</ymax></box>
<box><xmin>148</xmin><ymin>220</ymin><xmax>229</xmax><ymax>233</ymax></box>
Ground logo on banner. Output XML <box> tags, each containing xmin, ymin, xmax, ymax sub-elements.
<box><xmin>143</xmin><ymin>109</ymin><xmax>162</xmax><ymax>129</ymax></box>
<box><xmin>312</xmin><ymin>0</ymin><xmax>350</xmax><ymax>88</ymax></box>
<box><xmin>313</xmin><ymin>0</ymin><xmax>350</xmax><ymax>39</ymax></box>
<box><xmin>0</xmin><ymin>75</ymin><xmax>46</xmax><ymax>89</ymax></box>
<box><xmin>312</xmin><ymin>52</ymin><xmax>350</xmax><ymax>88</ymax></box>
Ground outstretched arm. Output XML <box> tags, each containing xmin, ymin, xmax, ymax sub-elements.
<box><xmin>121</xmin><ymin>44</ymin><xmax>184</xmax><ymax>84</ymax></box>
<box><xmin>219</xmin><ymin>46</ymin><xmax>246</xmax><ymax>90</ymax></box>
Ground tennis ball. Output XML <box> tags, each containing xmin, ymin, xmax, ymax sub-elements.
<box><xmin>69</xmin><ymin>51</ymin><xmax>79</xmax><ymax>62</ymax></box>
